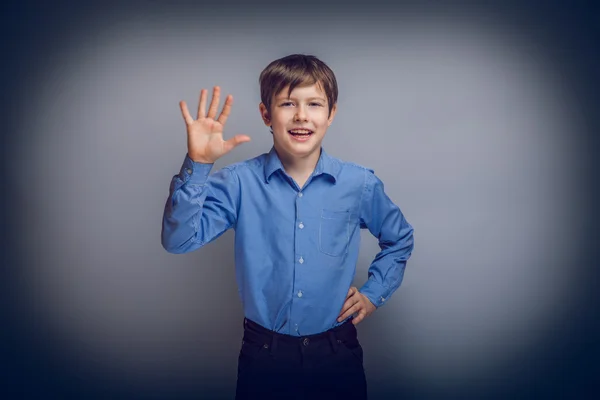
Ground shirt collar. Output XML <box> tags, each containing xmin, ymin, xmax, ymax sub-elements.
<box><xmin>264</xmin><ymin>146</ymin><xmax>339</xmax><ymax>184</ymax></box>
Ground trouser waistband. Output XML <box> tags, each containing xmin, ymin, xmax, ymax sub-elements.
<box><xmin>242</xmin><ymin>317</ymin><xmax>357</xmax><ymax>355</ymax></box>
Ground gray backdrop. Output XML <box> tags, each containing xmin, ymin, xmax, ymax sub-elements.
<box><xmin>4</xmin><ymin>2</ymin><xmax>595</xmax><ymax>399</ymax></box>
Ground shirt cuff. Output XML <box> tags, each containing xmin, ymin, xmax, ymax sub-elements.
<box><xmin>179</xmin><ymin>154</ymin><xmax>213</xmax><ymax>185</ymax></box>
<box><xmin>359</xmin><ymin>279</ymin><xmax>391</xmax><ymax>308</ymax></box>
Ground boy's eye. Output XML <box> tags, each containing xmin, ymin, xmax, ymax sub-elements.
<box><xmin>281</xmin><ymin>102</ymin><xmax>294</xmax><ymax>107</ymax></box>
<box><xmin>309</xmin><ymin>102</ymin><xmax>323</xmax><ymax>107</ymax></box>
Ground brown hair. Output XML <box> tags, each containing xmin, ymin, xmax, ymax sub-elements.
<box><xmin>259</xmin><ymin>54</ymin><xmax>338</xmax><ymax>117</ymax></box>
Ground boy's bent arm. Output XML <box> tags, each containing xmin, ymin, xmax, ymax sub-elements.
<box><xmin>161</xmin><ymin>153</ymin><xmax>240</xmax><ymax>254</ymax></box>
<box><xmin>359</xmin><ymin>170</ymin><xmax>415</xmax><ymax>308</ymax></box>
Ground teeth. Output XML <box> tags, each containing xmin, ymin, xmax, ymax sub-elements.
<box><xmin>289</xmin><ymin>130</ymin><xmax>312</xmax><ymax>134</ymax></box>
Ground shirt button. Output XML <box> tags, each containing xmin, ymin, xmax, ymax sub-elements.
<box><xmin>298</xmin><ymin>192</ymin><xmax>303</xmax><ymax>198</ymax></box>
<box><xmin>299</xmin><ymin>257</ymin><xmax>304</xmax><ymax>264</ymax></box>
<box><xmin>297</xmin><ymin>290</ymin><xmax>303</xmax><ymax>298</ymax></box>
<box><xmin>186</xmin><ymin>168</ymin><xmax>192</xmax><ymax>174</ymax></box>
<box><xmin>298</xmin><ymin>222</ymin><xmax>304</xmax><ymax>229</ymax></box>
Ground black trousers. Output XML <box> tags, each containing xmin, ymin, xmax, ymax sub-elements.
<box><xmin>235</xmin><ymin>317</ymin><xmax>368</xmax><ymax>400</ymax></box>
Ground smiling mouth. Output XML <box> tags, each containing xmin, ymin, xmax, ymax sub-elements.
<box><xmin>288</xmin><ymin>129</ymin><xmax>314</xmax><ymax>137</ymax></box>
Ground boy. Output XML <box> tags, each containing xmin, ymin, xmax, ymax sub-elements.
<box><xmin>161</xmin><ymin>54</ymin><xmax>414</xmax><ymax>399</ymax></box>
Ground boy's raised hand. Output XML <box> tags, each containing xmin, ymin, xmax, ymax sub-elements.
<box><xmin>180</xmin><ymin>86</ymin><xmax>251</xmax><ymax>164</ymax></box>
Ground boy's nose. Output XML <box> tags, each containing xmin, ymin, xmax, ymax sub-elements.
<box><xmin>294</xmin><ymin>107</ymin><xmax>308</xmax><ymax>122</ymax></box>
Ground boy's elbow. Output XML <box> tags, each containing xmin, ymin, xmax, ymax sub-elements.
<box><xmin>161</xmin><ymin>235</ymin><xmax>180</xmax><ymax>253</ymax></box>
<box><xmin>161</xmin><ymin>229</ymin><xmax>193</xmax><ymax>254</ymax></box>
<box><xmin>161</xmin><ymin>230</ymin><xmax>206</xmax><ymax>254</ymax></box>
<box><xmin>162</xmin><ymin>240</ymin><xmax>186</xmax><ymax>254</ymax></box>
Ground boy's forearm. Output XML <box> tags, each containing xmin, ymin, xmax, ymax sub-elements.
<box><xmin>161</xmin><ymin>154</ymin><xmax>238</xmax><ymax>253</ymax></box>
<box><xmin>359</xmin><ymin>223</ymin><xmax>414</xmax><ymax>308</ymax></box>
<box><xmin>359</xmin><ymin>170</ymin><xmax>415</xmax><ymax>307</ymax></box>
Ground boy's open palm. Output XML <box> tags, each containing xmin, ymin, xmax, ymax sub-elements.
<box><xmin>179</xmin><ymin>86</ymin><xmax>251</xmax><ymax>163</ymax></box>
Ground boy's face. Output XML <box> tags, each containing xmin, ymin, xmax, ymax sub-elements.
<box><xmin>259</xmin><ymin>82</ymin><xmax>337</xmax><ymax>162</ymax></box>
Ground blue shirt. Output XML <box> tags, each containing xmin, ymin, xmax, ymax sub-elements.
<box><xmin>161</xmin><ymin>147</ymin><xmax>414</xmax><ymax>336</ymax></box>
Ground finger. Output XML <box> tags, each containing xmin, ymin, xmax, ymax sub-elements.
<box><xmin>338</xmin><ymin>301</ymin><xmax>361</xmax><ymax>322</ymax></box>
<box><xmin>338</xmin><ymin>289</ymin><xmax>360</xmax><ymax>318</ymax></box>
<box><xmin>348</xmin><ymin>287</ymin><xmax>358</xmax><ymax>298</ymax></box>
<box><xmin>197</xmin><ymin>89</ymin><xmax>207</xmax><ymax>119</ymax></box>
<box><xmin>342</xmin><ymin>287</ymin><xmax>356</xmax><ymax>302</ymax></box>
<box><xmin>207</xmin><ymin>86</ymin><xmax>221</xmax><ymax>119</ymax></box>
<box><xmin>337</xmin><ymin>299</ymin><xmax>353</xmax><ymax>318</ymax></box>
<box><xmin>352</xmin><ymin>311</ymin><xmax>366</xmax><ymax>325</ymax></box>
<box><xmin>223</xmin><ymin>134</ymin><xmax>251</xmax><ymax>154</ymax></box>
<box><xmin>180</xmin><ymin>101</ymin><xmax>194</xmax><ymax>125</ymax></box>
<box><xmin>217</xmin><ymin>94</ymin><xmax>233</xmax><ymax>125</ymax></box>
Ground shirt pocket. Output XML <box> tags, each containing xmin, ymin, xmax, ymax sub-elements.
<box><xmin>318</xmin><ymin>209</ymin><xmax>351</xmax><ymax>257</ymax></box>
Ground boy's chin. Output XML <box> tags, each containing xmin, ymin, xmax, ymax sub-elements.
<box><xmin>276</xmin><ymin>140</ymin><xmax>322</xmax><ymax>158</ymax></box>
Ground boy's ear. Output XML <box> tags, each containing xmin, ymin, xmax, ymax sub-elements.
<box><xmin>328</xmin><ymin>103</ymin><xmax>338</xmax><ymax>126</ymax></box>
<box><xmin>259</xmin><ymin>103</ymin><xmax>271</xmax><ymax>126</ymax></box>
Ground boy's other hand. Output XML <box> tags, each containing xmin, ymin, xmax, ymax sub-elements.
<box><xmin>337</xmin><ymin>286</ymin><xmax>376</xmax><ymax>325</ymax></box>
<box><xmin>179</xmin><ymin>86</ymin><xmax>251</xmax><ymax>164</ymax></box>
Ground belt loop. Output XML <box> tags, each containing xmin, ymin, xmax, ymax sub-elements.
<box><xmin>270</xmin><ymin>335</ymin><xmax>278</xmax><ymax>357</ymax></box>
<box><xmin>328</xmin><ymin>331</ymin><xmax>339</xmax><ymax>353</ymax></box>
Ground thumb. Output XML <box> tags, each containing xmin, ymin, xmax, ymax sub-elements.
<box><xmin>223</xmin><ymin>134</ymin><xmax>251</xmax><ymax>153</ymax></box>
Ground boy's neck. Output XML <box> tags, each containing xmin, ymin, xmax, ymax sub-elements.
<box><xmin>274</xmin><ymin>145</ymin><xmax>321</xmax><ymax>187</ymax></box>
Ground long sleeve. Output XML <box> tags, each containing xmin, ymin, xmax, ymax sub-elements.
<box><xmin>359</xmin><ymin>170</ymin><xmax>414</xmax><ymax>308</ymax></box>
<box><xmin>161</xmin><ymin>154</ymin><xmax>240</xmax><ymax>254</ymax></box>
